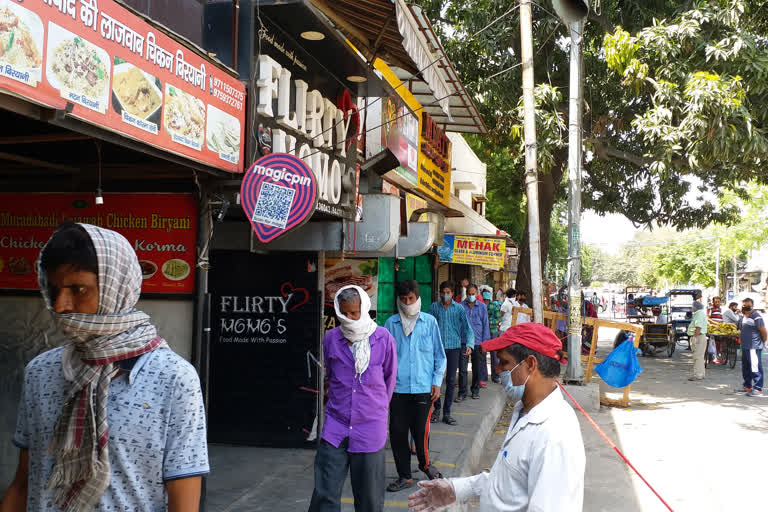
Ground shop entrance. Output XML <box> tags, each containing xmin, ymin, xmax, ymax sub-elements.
<box><xmin>207</xmin><ymin>250</ymin><xmax>321</xmax><ymax>448</ymax></box>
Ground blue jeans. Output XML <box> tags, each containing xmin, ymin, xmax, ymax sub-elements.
<box><xmin>308</xmin><ymin>438</ymin><xmax>385</xmax><ymax>512</ymax></box>
<box><xmin>742</xmin><ymin>348</ymin><xmax>764</xmax><ymax>391</ymax></box>
<box><xmin>434</xmin><ymin>348</ymin><xmax>461</xmax><ymax>417</ymax></box>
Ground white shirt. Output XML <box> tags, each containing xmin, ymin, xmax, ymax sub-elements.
<box><xmin>451</xmin><ymin>388</ymin><xmax>585</xmax><ymax>512</ymax></box>
<box><xmin>723</xmin><ymin>309</ymin><xmax>741</xmax><ymax>325</ymax></box>
<box><xmin>500</xmin><ymin>298</ymin><xmax>519</xmax><ymax>332</ymax></box>
<box><xmin>656</xmin><ymin>313</ymin><xmax>668</xmax><ymax>324</ymax></box>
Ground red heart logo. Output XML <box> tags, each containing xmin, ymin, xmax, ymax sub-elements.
<box><xmin>281</xmin><ymin>282</ymin><xmax>310</xmax><ymax>311</ymax></box>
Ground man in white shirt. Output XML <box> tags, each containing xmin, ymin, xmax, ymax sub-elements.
<box><xmin>409</xmin><ymin>323</ymin><xmax>585</xmax><ymax>512</ymax></box>
<box><xmin>499</xmin><ymin>288</ymin><xmax>519</xmax><ymax>333</ymax></box>
<box><xmin>723</xmin><ymin>302</ymin><xmax>741</xmax><ymax>325</ymax></box>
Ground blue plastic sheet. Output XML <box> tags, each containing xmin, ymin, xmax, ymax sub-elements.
<box><xmin>640</xmin><ymin>296</ymin><xmax>669</xmax><ymax>306</ymax></box>
<box><xmin>595</xmin><ymin>340</ymin><xmax>644</xmax><ymax>388</ymax></box>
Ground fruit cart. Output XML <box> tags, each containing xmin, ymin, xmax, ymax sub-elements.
<box><xmin>707</xmin><ymin>323</ymin><xmax>741</xmax><ymax>369</ymax></box>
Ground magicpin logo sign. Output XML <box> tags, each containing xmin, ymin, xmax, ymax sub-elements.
<box><xmin>241</xmin><ymin>153</ymin><xmax>318</xmax><ymax>243</ymax></box>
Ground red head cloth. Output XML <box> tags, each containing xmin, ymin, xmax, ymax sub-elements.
<box><xmin>482</xmin><ymin>322</ymin><xmax>567</xmax><ymax>364</ymax></box>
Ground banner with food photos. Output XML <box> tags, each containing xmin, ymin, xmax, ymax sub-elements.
<box><xmin>0</xmin><ymin>0</ymin><xmax>245</xmax><ymax>172</ymax></box>
<box><xmin>0</xmin><ymin>193</ymin><xmax>197</xmax><ymax>294</ymax></box>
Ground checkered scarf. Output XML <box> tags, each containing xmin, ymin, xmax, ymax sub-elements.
<box><xmin>38</xmin><ymin>224</ymin><xmax>168</xmax><ymax>512</ymax></box>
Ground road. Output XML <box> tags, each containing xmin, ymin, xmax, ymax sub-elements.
<box><xmin>474</xmin><ymin>326</ymin><xmax>768</xmax><ymax>511</ymax></box>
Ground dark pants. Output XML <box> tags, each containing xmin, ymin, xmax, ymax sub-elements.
<box><xmin>458</xmin><ymin>345</ymin><xmax>470</xmax><ymax>397</ymax></box>
<box><xmin>741</xmin><ymin>348</ymin><xmax>764</xmax><ymax>391</ymax></box>
<box><xmin>469</xmin><ymin>348</ymin><xmax>485</xmax><ymax>394</ymax></box>
<box><xmin>490</xmin><ymin>350</ymin><xmax>499</xmax><ymax>379</ymax></box>
<box><xmin>434</xmin><ymin>348</ymin><xmax>461</xmax><ymax>417</ymax></box>
<box><xmin>308</xmin><ymin>438</ymin><xmax>385</xmax><ymax>512</ymax></box>
<box><xmin>389</xmin><ymin>393</ymin><xmax>433</xmax><ymax>479</ymax></box>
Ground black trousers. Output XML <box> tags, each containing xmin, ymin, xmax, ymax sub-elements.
<box><xmin>389</xmin><ymin>393</ymin><xmax>433</xmax><ymax>479</ymax></box>
<box><xmin>433</xmin><ymin>348</ymin><xmax>461</xmax><ymax>416</ymax></box>
<box><xmin>308</xmin><ymin>438</ymin><xmax>385</xmax><ymax>512</ymax></box>
<box><xmin>469</xmin><ymin>348</ymin><xmax>485</xmax><ymax>393</ymax></box>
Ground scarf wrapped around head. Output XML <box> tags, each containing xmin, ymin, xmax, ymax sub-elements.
<box><xmin>333</xmin><ymin>285</ymin><xmax>377</xmax><ymax>379</ymax></box>
<box><xmin>39</xmin><ymin>224</ymin><xmax>168</xmax><ymax>512</ymax></box>
<box><xmin>398</xmin><ymin>297</ymin><xmax>422</xmax><ymax>337</ymax></box>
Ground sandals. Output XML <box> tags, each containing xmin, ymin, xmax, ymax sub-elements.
<box><xmin>386</xmin><ymin>478</ymin><xmax>414</xmax><ymax>492</ymax></box>
<box><xmin>420</xmin><ymin>464</ymin><xmax>442</xmax><ymax>480</ymax></box>
<box><xmin>442</xmin><ymin>415</ymin><xmax>457</xmax><ymax>425</ymax></box>
<box><xmin>430</xmin><ymin>410</ymin><xmax>440</xmax><ymax>423</ymax></box>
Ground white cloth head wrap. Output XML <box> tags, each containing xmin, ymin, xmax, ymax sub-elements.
<box><xmin>333</xmin><ymin>285</ymin><xmax>377</xmax><ymax>378</ymax></box>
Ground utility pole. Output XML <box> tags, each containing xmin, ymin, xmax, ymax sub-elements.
<box><xmin>553</xmin><ymin>0</ymin><xmax>589</xmax><ymax>382</ymax></box>
<box><xmin>520</xmin><ymin>0</ymin><xmax>543</xmax><ymax>323</ymax></box>
<box><xmin>715</xmin><ymin>239</ymin><xmax>720</xmax><ymax>298</ymax></box>
<box><xmin>733</xmin><ymin>256</ymin><xmax>738</xmax><ymax>296</ymax></box>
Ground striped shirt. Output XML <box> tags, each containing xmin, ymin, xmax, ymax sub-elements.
<box><xmin>708</xmin><ymin>306</ymin><xmax>723</xmax><ymax>323</ymax></box>
<box><xmin>488</xmin><ymin>301</ymin><xmax>502</xmax><ymax>337</ymax></box>
<box><xmin>429</xmin><ymin>301</ymin><xmax>475</xmax><ymax>350</ymax></box>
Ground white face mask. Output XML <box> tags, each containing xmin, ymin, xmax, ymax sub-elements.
<box><xmin>398</xmin><ymin>297</ymin><xmax>422</xmax><ymax>337</ymax></box>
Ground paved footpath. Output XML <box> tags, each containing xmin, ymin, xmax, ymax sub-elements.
<box><xmin>477</xmin><ymin>328</ymin><xmax>768</xmax><ymax>512</ymax></box>
<box><xmin>205</xmin><ymin>379</ymin><xmax>506</xmax><ymax>512</ymax></box>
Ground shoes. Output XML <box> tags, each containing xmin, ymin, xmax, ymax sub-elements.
<box><xmin>442</xmin><ymin>415</ymin><xmax>457</xmax><ymax>425</ymax></box>
<box><xmin>688</xmin><ymin>376</ymin><xmax>703</xmax><ymax>381</ymax></box>
<box><xmin>735</xmin><ymin>387</ymin><xmax>752</xmax><ymax>393</ymax></box>
<box><xmin>471</xmin><ymin>392</ymin><xmax>480</xmax><ymax>399</ymax></box>
<box><xmin>455</xmin><ymin>395</ymin><xmax>467</xmax><ymax>402</ymax></box>
<box><xmin>711</xmin><ymin>358</ymin><xmax>722</xmax><ymax>364</ymax></box>
<box><xmin>479</xmin><ymin>381</ymin><xmax>488</xmax><ymax>388</ymax></box>
<box><xmin>491</xmin><ymin>376</ymin><xmax>500</xmax><ymax>384</ymax></box>
<box><xmin>386</xmin><ymin>478</ymin><xmax>414</xmax><ymax>492</ymax></box>
<box><xmin>747</xmin><ymin>389</ymin><xmax>764</xmax><ymax>397</ymax></box>
<box><xmin>430</xmin><ymin>410</ymin><xmax>440</xmax><ymax>423</ymax></box>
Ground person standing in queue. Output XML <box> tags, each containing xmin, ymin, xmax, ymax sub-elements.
<box><xmin>429</xmin><ymin>281</ymin><xmax>474</xmax><ymax>426</ymax></box>
<box><xmin>385</xmin><ymin>280</ymin><xmax>446</xmax><ymax>492</ymax></box>
<box><xmin>408</xmin><ymin>322</ymin><xmax>585</xmax><ymax>511</ymax></box>
<box><xmin>0</xmin><ymin>223</ymin><xmax>209</xmax><ymax>512</ymax></box>
<box><xmin>461</xmin><ymin>284</ymin><xmax>490</xmax><ymax>400</ymax></box>
<box><xmin>309</xmin><ymin>285</ymin><xmax>397</xmax><ymax>512</ymax></box>
<box><xmin>484</xmin><ymin>287</ymin><xmax>503</xmax><ymax>384</ymax></box>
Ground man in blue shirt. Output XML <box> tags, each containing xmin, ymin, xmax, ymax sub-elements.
<box><xmin>429</xmin><ymin>281</ymin><xmax>474</xmax><ymax>425</ymax></box>
<box><xmin>385</xmin><ymin>280</ymin><xmax>446</xmax><ymax>492</ymax></box>
<box><xmin>461</xmin><ymin>284</ymin><xmax>491</xmax><ymax>399</ymax></box>
<box><xmin>738</xmin><ymin>298</ymin><xmax>768</xmax><ymax>397</ymax></box>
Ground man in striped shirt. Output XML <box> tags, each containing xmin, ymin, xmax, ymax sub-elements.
<box><xmin>429</xmin><ymin>281</ymin><xmax>475</xmax><ymax>426</ymax></box>
<box><xmin>708</xmin><ymin>297</ymin><xmax>724</xmax><ymax>324</ymax></box>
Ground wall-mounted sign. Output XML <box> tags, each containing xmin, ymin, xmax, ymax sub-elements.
<box><xmin>241</xmin><ymin>153</ymin><xmax>318</xmax><ymax>243</ymax></box>
<box><xmin>438</xmin><ymin>234</ymin><xmax>506</xmax><ymax>269</ymax></box>
<box><xmin>253</xmin><ymin>19</ymin><xmax>359</xmax><ymax>219</ymax></box>
<box><xmin>382</xmin><ymin>92</ymin><xmax>419</xmax><ymax>185</ymax></box>
<box><xmin>372</xmin><ymin>59</ymin><xmax>452</xmax><ymax>207</ymax></box>
<box><xmin>0</xmin><ymin>193</ymin><xmax>197</xmax><ymax>293</ymax></box>
<box><xmin>418</xmin><ymin>112</ymin><xmax>452</xmax><ymax>206</ymax></box>
<box><xmin>208</xmin><ymin>251</ymin><xmax>320</xmax><ymax>447</ymax></box>
<box><xmin>0</xmin><ymin>0</ymin><xmax>246</xmax><ymax>173</ymax></box>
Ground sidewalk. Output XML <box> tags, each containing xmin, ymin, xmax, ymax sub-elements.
<box><xmin>205</xmin><ymin>381</ymin><xmax>507</xmax><ymax>512</ymax></box>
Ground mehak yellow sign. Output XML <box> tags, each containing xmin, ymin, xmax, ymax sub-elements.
<box><xmin>438</xmin><ymin>235</ymin><xmax>506</xmax><ymax>269</ymax></box>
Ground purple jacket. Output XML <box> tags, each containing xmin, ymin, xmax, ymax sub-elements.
<box><xmin>322</xmin><ymin>325</ymin><xmax>397</xmax><ymax>453</ymax></box>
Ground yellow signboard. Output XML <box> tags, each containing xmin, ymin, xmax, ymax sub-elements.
<box><xmin>438</xmin><ymin>235</ymin><xmax>506</xmax><ymax>269</ymax></box>
<box><xmin>374</xmin><ymin>59</ymin><xmax>451</xmax><ymax>206</ymax></box>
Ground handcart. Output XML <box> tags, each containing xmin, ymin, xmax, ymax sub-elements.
<box><xmin>706</xmin><ymin>334</ymin><xmax>740</xmax><ymax>369</ymax></box>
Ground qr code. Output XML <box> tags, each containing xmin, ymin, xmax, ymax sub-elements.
<box><xmin>252</xmin><ymin>182</ymin><xmax>297</xmax><ymax>229</ymax></box>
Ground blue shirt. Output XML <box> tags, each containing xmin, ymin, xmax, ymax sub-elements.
<box><xmin>462</xmin><ymin>300</ymin><xmax>491</xmax><ymax>346</ymax></box>
<box><xmin>385</xmin><ymin>312</ymin><xmax>447</xmax><ymax>394</ymax></box>
<box><xmin>13</xmin><ymin>347</ymin><xmax>209</xmax><ymax>512</ymax></box>
<box><xmin>739</xmin><ymin>311</ymin><xmax>766</xmax><ymax>350</ymax></box>
<box><xmin>429</xmin><ymin>301</ymin><xmax>475</xmax><ymax>350</ymax></box>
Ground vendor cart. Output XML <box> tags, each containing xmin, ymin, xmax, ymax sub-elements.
<box><xmin>614</xmin><ymin>288</ymin><xmax>674</xmax><ymax>356</ymax></box>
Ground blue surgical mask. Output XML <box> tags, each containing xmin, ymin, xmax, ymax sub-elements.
<box><xmin>499</xmin><ymin>362</ymin><xmax>530</xmax><ymax>402</ymax></box>
<box><xmin>482</xmin><ymin>292</ymin><xmax>492</xmax><ymax>300</ymax></box>
<box><xmin>442</xmin><ymin>293</ymin><xmax>452</xmax><ymax>303</ymax></box>
<box><xmin>468</xmin><ymin>295</ymin><xmax>476</xmax><ymax>303</ymax></box>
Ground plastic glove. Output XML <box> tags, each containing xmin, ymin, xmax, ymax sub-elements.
<box><xmin>408</xmin><ymin>479</ymin><xmax>457</xmax><ymax>511</ymax></box>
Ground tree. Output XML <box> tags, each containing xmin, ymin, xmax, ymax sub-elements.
<box><xmin>414</xmin><ymin>0</ymin><xmax>768</xmax><ymax>296</ymax></box>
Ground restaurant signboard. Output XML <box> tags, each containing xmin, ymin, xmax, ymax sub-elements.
<box><xmin>0</xmin><ymin>0</ymin><xmax>246</xmax><ymax>172</ymax></box>
<box><xmin>0</xmin><ymin>193</ymin><xmax>197</xmax><ymax>293</ymax></box>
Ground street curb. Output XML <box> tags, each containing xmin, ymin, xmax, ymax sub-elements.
<box><xmin>447</xmin><ymin>385</ymin><xmax>507</xmax><ymax>512</ymax></box>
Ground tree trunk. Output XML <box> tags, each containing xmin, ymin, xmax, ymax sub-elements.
<box><xmin>515</xmin><ymin>151</ymin><xmax>566</xmax><ymax>299</ymax></box>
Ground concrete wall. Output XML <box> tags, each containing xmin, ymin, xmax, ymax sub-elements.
<box><xmin>0</xmin><ymin>296</ymin><xmax>193</xmax><ymax>490</ymax></box>
<box><xmin>448</xmin><ymin>132</ymin><xmax>488</xmax><ymax>209</ymax></box>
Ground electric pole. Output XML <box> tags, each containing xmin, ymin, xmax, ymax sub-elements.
<box><xmin>520</xmin><ymin>0</ymin><xmax>543</xmax><ymax>323</ymax></box>
<box><xmin>552</xmin><ymin>0</ymin><xmax>589</xmax><ymax>382</ymax></box>
<box><xmin>715</xmin><ymin>239</ymin><xmax>720</xmax><ymax>298</ymax></box>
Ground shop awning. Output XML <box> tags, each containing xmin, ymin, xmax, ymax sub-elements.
<box><xmin>309</xmin><ymin>0</ymin><xmax>486</xmax><ymax>134</ymax></box>
<box><xmin>445</xmin><ymin>195</ymin><xmax>499</xmax><ymax>236</ymax></box>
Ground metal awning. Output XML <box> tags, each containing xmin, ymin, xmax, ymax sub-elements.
<box><xmin>309</xmin><ymin>0</ymin><xmax>486</xmax><ymax>134</ymax></box>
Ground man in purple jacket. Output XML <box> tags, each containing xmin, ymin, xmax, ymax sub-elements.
<box><xmin>308</xmin><ymin>285</ymin><xmax>397</xmax><ymax>512</ymax></box>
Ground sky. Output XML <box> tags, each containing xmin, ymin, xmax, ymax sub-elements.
<box><xmin>580</xmin><ymin>211</ymin><xmax>641</xmax><ymax>254</ymax></box>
